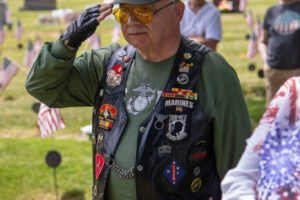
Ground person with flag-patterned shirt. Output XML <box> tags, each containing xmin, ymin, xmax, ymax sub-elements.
<box><xmin>222</xmin><ymin>76</ymin><xmax>300</xmax><ymax>200</ymax></box>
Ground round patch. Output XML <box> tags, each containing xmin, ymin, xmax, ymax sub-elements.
<box><xmin>191</xmin><ymin>178</ymin><xmax>202</xmax><ymax>192</ymax></box>
<box><xmin>177</xmin><ymin>73</ymin><xmax>189</xmax><ymax>85</ymax></box>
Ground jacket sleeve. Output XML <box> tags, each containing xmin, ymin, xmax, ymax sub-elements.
<box><xmin>199</xmin><ymin>52</ymin><xmax>252</xmax><ymax>180</ymax></box>
<box><xmin>25</xmin><ymin>37</ymin><xmax>120</xmax><ymax>108</ymax></box>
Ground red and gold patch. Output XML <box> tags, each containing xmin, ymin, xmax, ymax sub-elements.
<box><xmin>95</xmin><ymin>153</ymin><xmax>105</xmax><ymax>180</ymax></box>
<box><xmin>98</xmin><ymin>104</ymin><xmax>118</xmax><ymax>130</ymax></box>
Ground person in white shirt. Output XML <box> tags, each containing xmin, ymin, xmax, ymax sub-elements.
<box><xmin>180</xmin><ymin>0</ymin><xmax>222</xmax><ymax>50</ymax></box>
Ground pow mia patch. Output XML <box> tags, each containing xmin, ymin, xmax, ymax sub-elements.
<box><xmin>166</xmin><ymin>115</ymin><xmax>188</xmax><ymax>141</ymax></box>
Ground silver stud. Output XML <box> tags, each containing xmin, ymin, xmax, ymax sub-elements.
<box><xmin>99</xmin><ymin>89</ymin><xmax>104</xmax><ymax>97</ymax></box>
<box><xmin>139</xmin><ymin>127</ymin><xmax>145</xmax><ymax>133</ymax></box>
<box><xmin>136</xmin><ymin>165</ymin><xmax>143</xmax><ymax>172</ymax></box>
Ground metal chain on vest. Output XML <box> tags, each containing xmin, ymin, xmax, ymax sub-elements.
<box><xmin>108</xmin><ymin>156</ymin><xmax>136</xmax><ymax>179</ymax></box>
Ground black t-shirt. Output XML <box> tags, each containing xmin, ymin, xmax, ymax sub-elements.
<box><xmin>263</xmin><ymin>2</ymin><xmax>300</xmax><ymax>69</ymax></box>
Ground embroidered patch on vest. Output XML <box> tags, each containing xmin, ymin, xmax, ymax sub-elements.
<box><xmin>95</xmin><ymin>153</ymin><xmax>105</xmax><ymax>180</ymax></box>
<box><xmin>163</xmin><ymin>88</ymin><xmax>198</xmax><ymax>100</ymax></box>
<box><xmin>158</xmin><ymin>145</ymin><xmax>172</xmax><ymax>156</ymax></box>
<box><xmin>107</xmin><ymin>64</ymin><xmax>123</xmax><ymax>87</ymax></box>
<box><xmin>191</xmin><ymin>178</ymin><xmax>202</xmax><ymax>192</ymax></box>
<box><xmin>98</xmin><ymin>104</ymin><xmax>117</xmax><ymax>130</ymax></box>
<box><xmin>179</xmin><ymin>61</ymin><xmax>194</xmax><ymax>73</ymax></box>
<box><xmin>163</xmin><ymin>160</ymin><xmax>186</xmax><ymax>186</ymax></box>
<box><xmin>166</xmin><ymin>115</ymin><xmax>188</xmax><ymax>141</ymax></box>
<box><xmin>189</xmin><ymin>140</ymin><xmax>207</xmax><ymax>164</ymax></box>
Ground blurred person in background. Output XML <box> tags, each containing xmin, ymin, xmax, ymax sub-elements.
<box><xmin>180</xmin><ymin>0</ymin><xmax>222</xmax><ymax>50</ymax></box>
<box><xmin>221</xmin><ymin>76</ymin><xmax>300</xmax><ymax>199</ymax></box>
<box><xmin>26</xmin><ymin>0</ymin><xmax>251</xmax><ymax>199</ymax></box>
<box><xmin>259</xmin><ymin>0</ymin><xmax>300</xmax><ymax>105</ymax></box>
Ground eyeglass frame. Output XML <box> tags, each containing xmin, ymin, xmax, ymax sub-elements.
<box><xmin>112</xmin><ymin>0</ymin><xmax>180</xmax><ymax>23</ymax></box>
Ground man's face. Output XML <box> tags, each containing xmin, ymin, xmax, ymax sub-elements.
<box><xmin>120</xmin><ymin>0</ymin><xmax>178</xmax><ymax>50</ymax></box>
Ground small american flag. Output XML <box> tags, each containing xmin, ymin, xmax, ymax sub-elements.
<box><xmin>24</xmin><ymin>40</ymin><xmax>38</xmax><ymax>68</ymax></box>
<box><xmin>112</xmin><ymin>21</ymin><xmax>121</xmax><ymax>43</ymax></box>
<box><xmin>87</xmin><ymin>33</ymin><xmax>102</xmax><ymax>49</ymax></box>
<box><xmin>0</xmin><ymin>23</ymin><xmax>6</xmax><ymax>46</ymax></box>
<box><xmin>254</xmin><ymin>16</ymin><xmax>262</xmax><ymax>39</ymax></box>
<box><xmin>5</xmin><ymin>6</ymin><xmax>12</xmax><ymax>24</ymax></box>
<box><xmin>246</xmin><ymin>32</ymin><xmax>258</xmax><ymax>58</ymax></box>
<box><xmin>15</xmin><ymin>20</ymin><xmax>24</xmax><ymax>40</ymax></box>
<box><xmin>37</xmin><ymin>103</ymin><xmax>66</xmax><ymax>139</ymax></box>
<box><xmin>239</xmin><ymin>0</ymin><xmax>247</xmax><ymax>12</ymax></box>
<box><xmin>245</xmin><ymin>10</ymin><xmax>253</xmax><ymax>30</ymax></box>
<box><xmin>0</xmin><ymin>57</ymin><xmax>19</xmax><ymax>91</ymax></box>
<box><xmin>34</xmin><ymin>35</ymin><xmax>43</xmax><ymax>52</ymax></box>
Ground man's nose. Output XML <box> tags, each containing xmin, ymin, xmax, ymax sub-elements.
<box><xmin>127</xmin><ymin>10</ymin><xmax>141</xmax><ymax>24</ymax></box>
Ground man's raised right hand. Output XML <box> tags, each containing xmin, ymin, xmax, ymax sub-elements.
<box><xmin>63</xmin><ymin>4</ymin><xmax>113</xmax><ymax>49</ymax></box>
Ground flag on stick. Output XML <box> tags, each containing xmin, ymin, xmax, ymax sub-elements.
<box><xmin>112</xmin><ymin>21</ymin><xmax>121</xmax><ymax>43</ymax></box>
<box><xmin>245</xmin><ymin>10</ymin><xmax>253</xmax><ymax>30</ymax></box>
<box><xmin>34</xmin><ymin>35</ymin><xmax>43</xmax><ymax>52</ymax></box>
<box><xmin>24</xmin><ymin>40</ymin><xmax>38</xmax><ymax>68</ymax></box>
<box><xmin>37</xmin><ymin>103</ymin><xmax>66</xmax><ymax>139</ymax></box>
<box><xmin>239</xmin><ymin>0</ymin><xmax>247</xmax><ymax>12</ymax></box>
<box><xmin>0</xmin><ymin>57</ymin><xmax>19</xmax><ymax>91</ymax></box>
<box><xmin>87</xmin><ymin>33</ymin><xmax>102</xmax><ymax>49</ymax></box>
<box><xmin>246</xmin><ymin>32</ymin><xmax>258</xmax><ymax>59</ymax></box>
<box><xmin>5</xmin><ymin>6</ymin><xmax>12</xmax><ymax>25</ymax></box>
<box><xmin>15</xmin><ymin>20</ymin><xmax>24</xmax><ymax>40</ymax></box>
<box><xmin>254</xmin><ymin>16</ymin><xmax>262</xmax><ymax>39</ymax></box>
<box><xmin>0</xmin><ymin>23</ymin><xmax>6</xmax><ymax>46</ymax></box>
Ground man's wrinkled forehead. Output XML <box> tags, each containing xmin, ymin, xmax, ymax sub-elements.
<box><xmin>111</xmin><ymin>0</ymin><xmax>161</xmax><ymax>5</ymax></box>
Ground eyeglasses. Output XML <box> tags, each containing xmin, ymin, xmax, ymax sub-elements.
<box><xmin>112</xmin><ymin>0</ymin><xmax>178</xmax><ymax>24</ymax></box>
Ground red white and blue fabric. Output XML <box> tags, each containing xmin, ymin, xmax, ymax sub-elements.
<box><xmin>221</xmin><ymin>77</ymin><xmax>300</xmax><ymax>199</ymax></box>
<box><xmin>0</xmin><ymin>57</ymin><xmax>19</xmax><ymax>91</ymax></box>
<box><xmin>253</xmin><ymin>77</ymin><xmax>300</xmax><ymax>199</ymax></box>
<box><xmin>37</xmin><ymin>103</ymin><xmax>66</xmax><ymax>139</ymax></box>
<box><xmin>24</xmin><ymin>40</ymin><xmax>38</xmax><ymax>68</ymax></box>
<box><xmin>15</xmin><ymin>20</ymin><xmax>24</xmax><ymax>40</ymax></box>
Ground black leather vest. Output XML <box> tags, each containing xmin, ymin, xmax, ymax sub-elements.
<box><xmin>91</xmin><ymin>37</ymin><xmax>221</xmax><ymax>200</ymax></box>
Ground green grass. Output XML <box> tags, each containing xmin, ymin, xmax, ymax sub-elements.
<box><xmin>0</xmin><ymin>0</ymin><xmax>276</xmax><ymax>199</ymax></box>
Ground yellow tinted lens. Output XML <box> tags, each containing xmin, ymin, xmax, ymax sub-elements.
<box><xmin>133</xmin><ymin>7</ymin><xmax>153</xmax><ymax>23</ymax></box>
<box><xmin>113</xmin><ymin>8</ymin><xmax>129</xmax><ymax>23</ymax></box>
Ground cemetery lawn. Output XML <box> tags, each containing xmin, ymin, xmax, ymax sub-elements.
<box><xmin>0</xmin><ymin>0</ymin><xmax>275</xmax><ymax>199</ymax></box>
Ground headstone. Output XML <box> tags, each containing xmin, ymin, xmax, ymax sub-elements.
<box><xmin>22</xmin><ymin>0</ymin><xmax>56</xmax><ymax>10</ymax></box>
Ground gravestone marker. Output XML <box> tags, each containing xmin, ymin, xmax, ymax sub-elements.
<box><xmin>22</xmin><ymin>0</ymin><xmax>56</xmax><ymax>10</ymax></box>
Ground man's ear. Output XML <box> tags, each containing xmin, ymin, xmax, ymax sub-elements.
<box><xmin>174</xmin><ymin>1</ymin><xmax>185</xmax><ymax>21</ymax></box>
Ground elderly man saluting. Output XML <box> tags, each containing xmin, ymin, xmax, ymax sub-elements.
<box><xmin>26</xmin><ymin>0</ymin><xmax>251</xmax><ymax>199</ymax></box>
